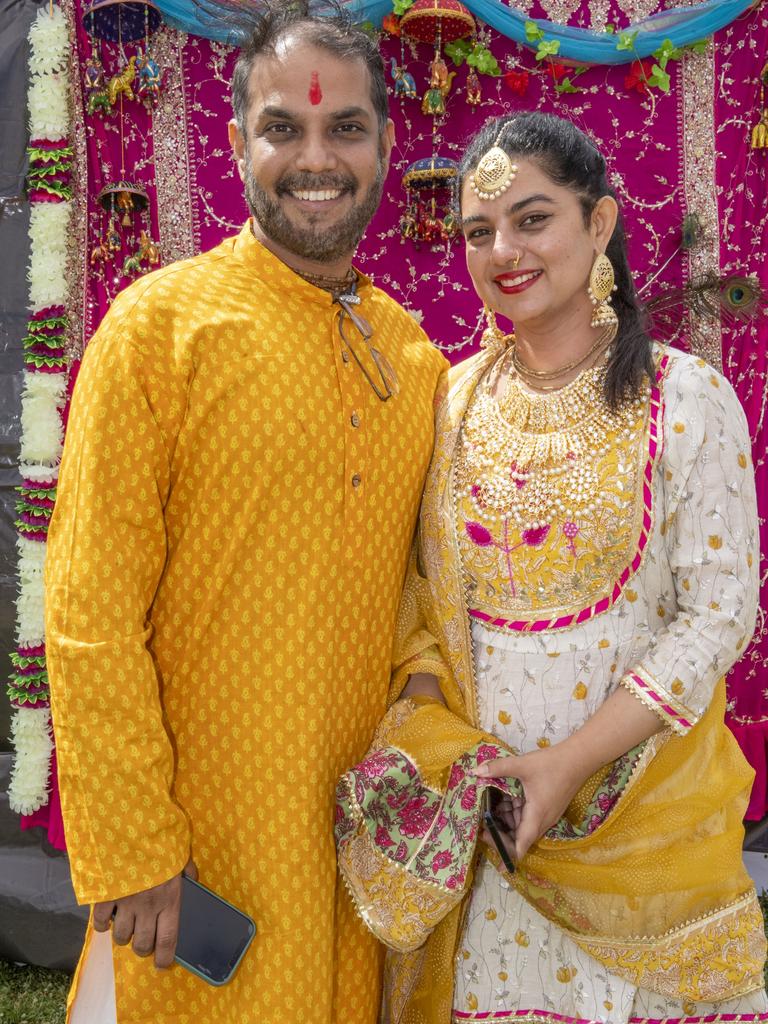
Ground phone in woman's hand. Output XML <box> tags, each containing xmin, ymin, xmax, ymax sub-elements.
<box><xmin>483</xmin><ymin>789</ymin><xmax>517</xmax><ymax>874</ymax></box>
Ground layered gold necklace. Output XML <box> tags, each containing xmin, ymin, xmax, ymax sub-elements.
<box><xmin>456</xmin><ymin>357</ymin><xmax>647</xmax><ymax>533</ymax></box>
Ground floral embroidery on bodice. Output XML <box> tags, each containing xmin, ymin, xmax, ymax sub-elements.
<box><xmin>453</xmin><ymin>354</ymin><xmax>663</xmax><ymax>629</ymax></box>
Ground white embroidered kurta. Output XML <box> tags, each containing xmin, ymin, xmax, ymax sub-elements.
<box><xmin>451</xmin><ymin>348</ymin><xmax>762</xmax><ymax>1024</ymax></box>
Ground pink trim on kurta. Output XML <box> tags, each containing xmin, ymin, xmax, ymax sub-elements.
<box><xmin>469</xmin><ymin>356</ymin><xmax>668</xmax><ymax>633</ymax></box>
<box><xmin>624</xmin><ymin>672</ymin><xmax>694</xmax><ymax>731</ymax></box>
<box><xmin>453</xmin><ymin>1012</ymin><xmax>768</xmax><ymax>1023</ymax></box>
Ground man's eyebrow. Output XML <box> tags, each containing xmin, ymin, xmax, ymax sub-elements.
<box><xmin>462</xmin><ymin>194</ymin><xmax>556</xmax><ymax>226</ymax></box>
<box><xmin>256</xmin><ymin>105</ymin><xmax>297</xmax><ymax>120</ymax></box>
<box><xmin>329</xmin><ymin>106</ymin><xmax>371</xmax><ymax>120</ymax></box>
<box><xmin>254</xmin><ymin>105</ymin><xmax>372</xmax><ymax>122</ymax></box>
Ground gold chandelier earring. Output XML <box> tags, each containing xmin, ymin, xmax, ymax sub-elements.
<box><xmin>480</xmin><ymin>304</ymin><xmax>511</xmax><ymax>351</ymax></box>
<box><xmin>587</xmin><ymin>252</ymin><xmax>619</xmax><ymax>329</ymax></box>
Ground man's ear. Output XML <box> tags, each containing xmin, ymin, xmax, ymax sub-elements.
<box><xmin>380</xmin><ymin>118</ymin><xmax>396</xmax><ymax>177</ymax></box>
<box><xmin>228</xmin><ymin>119</ymin><xmax>246</xmax><ymax>183</ymax></box>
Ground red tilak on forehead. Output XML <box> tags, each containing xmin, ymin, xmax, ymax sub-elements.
<box><xmin>309</xmin><ymin>71</ymin><xmax>322</xmax><ymax>105</ymax></box>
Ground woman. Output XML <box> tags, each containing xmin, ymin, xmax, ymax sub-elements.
<box><xmin>335</xmin><ymin>112</ymin><xmax>765</xmax><ymax>1024</ymax></box>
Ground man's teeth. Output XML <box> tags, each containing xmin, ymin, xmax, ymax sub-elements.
<box><xmin>291</xmin><ymin>189</ymin><xmax>342</xmax><ymax>201</ymax></box>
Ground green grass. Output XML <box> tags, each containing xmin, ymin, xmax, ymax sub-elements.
<box><xmin>0</xmin><ymin>961</ymin><xmax>69</xmax><ymax>1024</ymax></box>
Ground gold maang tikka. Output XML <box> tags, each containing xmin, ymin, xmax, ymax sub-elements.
<box><xmin>470</xmin><ymin>125</ymin><xmax>518</xmax><ymax>201</ymax></box>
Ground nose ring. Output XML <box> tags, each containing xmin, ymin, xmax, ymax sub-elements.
<box><xmin>513</xmin><ymin>250</ymin><xmax>521</xmax><ymax>269</ymax></box>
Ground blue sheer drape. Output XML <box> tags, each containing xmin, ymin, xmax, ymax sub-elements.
<box><xmin>150</xmin><ymin>0</ymin><xmax>754</xmax><ymax>60</ymax></box>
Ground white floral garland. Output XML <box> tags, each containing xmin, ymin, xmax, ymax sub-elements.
<box><xmin>7</xmin><ymin>2</ymin><xmax>71</xmax><ymax>816</ymax></box>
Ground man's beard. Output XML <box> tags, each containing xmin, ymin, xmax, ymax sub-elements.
<box><xmin>243</xmin><ymin>150</ymin><xmax>385</xmax><ymax>263</ymax></box>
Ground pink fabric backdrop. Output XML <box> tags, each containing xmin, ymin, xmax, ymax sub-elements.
<box><xmin>24</xmin><ymin>0</ymin><xmax>768</xmax><ymax>846</ymax></box>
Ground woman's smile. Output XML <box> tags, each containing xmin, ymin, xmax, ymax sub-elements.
<box><xmin>493</xmin><ymin>269</ymin><xmax>543</xmax><ymax>294</ymax></box>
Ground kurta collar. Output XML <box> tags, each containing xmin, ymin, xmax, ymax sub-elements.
<box><xmin>232</xmin><ymin>219</ymin><xmax>373</xmax><ymax>307</ymax></box>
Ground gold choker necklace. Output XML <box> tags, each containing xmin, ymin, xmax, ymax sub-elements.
<box><xmin>455</xmin><ymin>362</ymin><xmax>647</xmax><ymax>532</ymax></box>
<box><xmin>512</xmin><ymin>324</ymin><xmax>616</xmax><ymax>383</ymax></box>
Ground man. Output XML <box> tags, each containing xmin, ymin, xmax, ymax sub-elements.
<box><xmin>45</xmin><ymin>4</ymin><xmax>446</xmax><ymax>1022</ymax></box>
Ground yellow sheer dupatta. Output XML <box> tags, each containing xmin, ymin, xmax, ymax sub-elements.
<box><xmin>374</xmin><ymin>350</ymin><xmax>765</xmax><ymax>1024</ymax></box>
<box><xmin>350</xmin><ymin>680</ymin><xmax>763</xmax><ymax>1023</ymax></box>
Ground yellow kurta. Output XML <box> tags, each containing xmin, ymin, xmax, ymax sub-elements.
<box><xmin>46</xmin><ymin>222</ymin><xmax>446</xmax><ymax>1024</ymax></box>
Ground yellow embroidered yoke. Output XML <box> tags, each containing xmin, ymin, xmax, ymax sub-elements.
<box><xmin>45</xmin><ymin>222</ymin><xmax>446</xmax><ymax>1024</ymax></box>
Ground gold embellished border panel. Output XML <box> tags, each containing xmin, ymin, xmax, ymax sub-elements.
<box><xmin>681</xmin><ymin>42</ymin><xmax>722</xmax><ymax>369</ymax></box>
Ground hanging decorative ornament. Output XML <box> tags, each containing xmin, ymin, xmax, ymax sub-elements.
<box><xmin>421</xmin><ymin>55</ymin><xmax>457</xmax><ymax>116</ymax></box>
<box><xmin>399</xmin><ymin>0</ymin><xmax>475</xmax><ymax>49</ymax></box>
<box><xmin>95</xmin><ymin>181</ymin><xmax>153</xmax><ymax>273</ymax></box>
<box><xmin>397</xmin><ymin>0</ymin><xmax>473</xmax><ymax>255</ymax></box>
<box><xmin>83</xmin><ymin>47</ymin><xmax>107</xmax><ymax>115</ymax></box>
<box><xmin>389</xmin><ymin>57</ymin><xmax>418</xmax><ymax>99</ymax></box>
<box><xmin>82</xmin><ymin>0</ymin><xmax>161</xmax><ymax>45</ymax></box>
<box><xmin>466</xmin><ymin>66</ymin><xmax>482</xmax><ymax>106</ymax></box>
<box><xmin>123</xmin><ymin>229</ymin><xmax>161</xmax><ymax>276</ymax></box>
<box><xmin>82</xmin><ymin>0</ymin><xmax>162</xmax><ymax>116</ymax></box>
<box><xmin>400</xmin><ymin>0</ymin><xmax>475</xmax><ymax>117</ymax></box>
<box><xmin>108</xmin><ymin>53</ymin><xmax>137</xmax><ymax>105</ymax></box>
<box><xmin>751</xmin><ymin>61</ymin><xmax>768</xmax><ymax>149</ymax></box>
<box><xmin>136</xmin><ymin>45</ymin><xmax>163</xmax><ymax>106</ymax></box>
<box><xmin>401</xmin><ymin>156</ymin><xmax>459</xmax><ymax>245</ymax></box>
<box><xmin>85</xmin><ymin>0</ymin><xmax>162</xmax><ymax>283</ymax></box>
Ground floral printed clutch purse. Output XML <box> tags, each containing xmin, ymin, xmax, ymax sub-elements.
<box><xmin>335</xmin><ymin>733</ymin><xmax>514</xmax><ymax>952</ymax></box>
<box><xmin>334</xmin><ymin>696</ymin><xmax>638</xmax><ymax>954</ymax></box>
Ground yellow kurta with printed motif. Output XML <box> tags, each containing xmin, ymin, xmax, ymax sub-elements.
<box><xmin>46</xmin><ymin>222</ymin><xmax>446</xmax><ymax>1024</ymax></box>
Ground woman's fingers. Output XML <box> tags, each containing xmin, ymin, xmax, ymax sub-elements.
<box><xmin>492</xmin><ymin>794</ymin><xmax>518</xmax><ymax>832</ymax></box>
<box><xmin>473</xmin><ymin>756</ymin><xmax>518</xmax><ymax>778</ymax></box>
<box><xmin>514</xmin><ymin>805</ymin><xmax>544</xmax><ymax>862</ymax></box>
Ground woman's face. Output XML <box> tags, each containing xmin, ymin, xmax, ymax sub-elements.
<box><xmin>460</xmin><ymin>156</ymin><xmax>617</xmax><ymax>331</ymax></box>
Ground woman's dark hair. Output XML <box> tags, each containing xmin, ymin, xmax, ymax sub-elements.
<box><xmin>220</xmin><ymin>0</ymin><xmax>388</xmax><ymax>135</ymax></box>
<box><xmin>458</xmin><ymin>112</ymin><xmax>653</xmax><ymax>410</ymax></box>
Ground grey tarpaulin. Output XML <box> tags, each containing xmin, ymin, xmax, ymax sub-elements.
<box><xmin>0</xmin><ymin>754</ymin><xmax>87</xmax><ymax>970</ymax></box>
<box><xmin>0</xmin><ymin>0</ymin><xmax>89</xmax><ymax>973</ymax></box>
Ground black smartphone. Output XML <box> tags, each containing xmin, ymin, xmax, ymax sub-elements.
<box><xmin>174</xmin><ymin>875</ymin><xmax>256</xmax><ymax>986</ymax></box>
<box><xmin>483</xmin><ymin>790</ymin><xmax>517</xmax><ymax>875</ymax></box>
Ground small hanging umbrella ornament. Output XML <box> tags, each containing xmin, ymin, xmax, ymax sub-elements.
<box><xmin>401</xmin><ymin>156</ymin><xmax>459</xmax><ymax>245</ymax></box>
<box><xmin>400</xmin><ymin>0</ymin><xmax>475</xmax><ymax>117</ymax></box>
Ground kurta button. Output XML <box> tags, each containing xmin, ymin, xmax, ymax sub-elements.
<box><xmin>341</xmin><ymin>350</ymin><xmax>350</xmax><ymax>364</ymax></box>
<box><xmin>352</xmin><ymin>474</ymin><xmax>362</xmax><ymax>488</ymax></box>
<box><xmin>351</xmin><ymin>412</ymin><xmax>360</xmax><ymax>428</ymax></box>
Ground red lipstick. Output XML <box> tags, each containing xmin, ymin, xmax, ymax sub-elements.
<box><xmin>494</xmin><ymin>270</ymin><xmax>542</xmax><ymax>295</ymax></box>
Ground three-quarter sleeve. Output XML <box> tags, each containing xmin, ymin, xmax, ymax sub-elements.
<box><xmin>620</xmin><ymin>359</ymin><xmax>759</xmax><ymax>735</ymax></box>
<box><xmin>46</xmin><ymin>298</ymin><xmax>192</xmax><ymax>904</ymax></box>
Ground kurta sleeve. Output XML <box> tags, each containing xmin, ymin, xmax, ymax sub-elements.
<box><xmin>46</xmin><ymin>295</ymin><xmax>192</xmax><ymax>905</ymax></box>
<box><xmin>391</xmin><ymin>545</ymin><xmax>453</xmax><ymax>702</ymax></box>
<box><xmin>620</xmin><ymin>358</ymin><xmax>759</xmax><ymax>735</ymax></box>
<box><xmin>389</xmin><ymin>371</ymin><xmax>468</xmax><ymax>713</ymax></box>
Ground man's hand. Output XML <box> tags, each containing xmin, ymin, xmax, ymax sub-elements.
<box><xmin>92</xmin><ymin>859</ymin><xmax>197</xmax><ymax>968</ymax></box>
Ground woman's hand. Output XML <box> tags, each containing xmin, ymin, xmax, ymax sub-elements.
<box><xmin>475</xmin><ymin>744</ymin><xmax>585</xmax><ymax>862</ymax></box>
<box><xmin>475</xmin><ymin>685</ymin><xmax>665</xmax><ymax>865</ymax></box>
